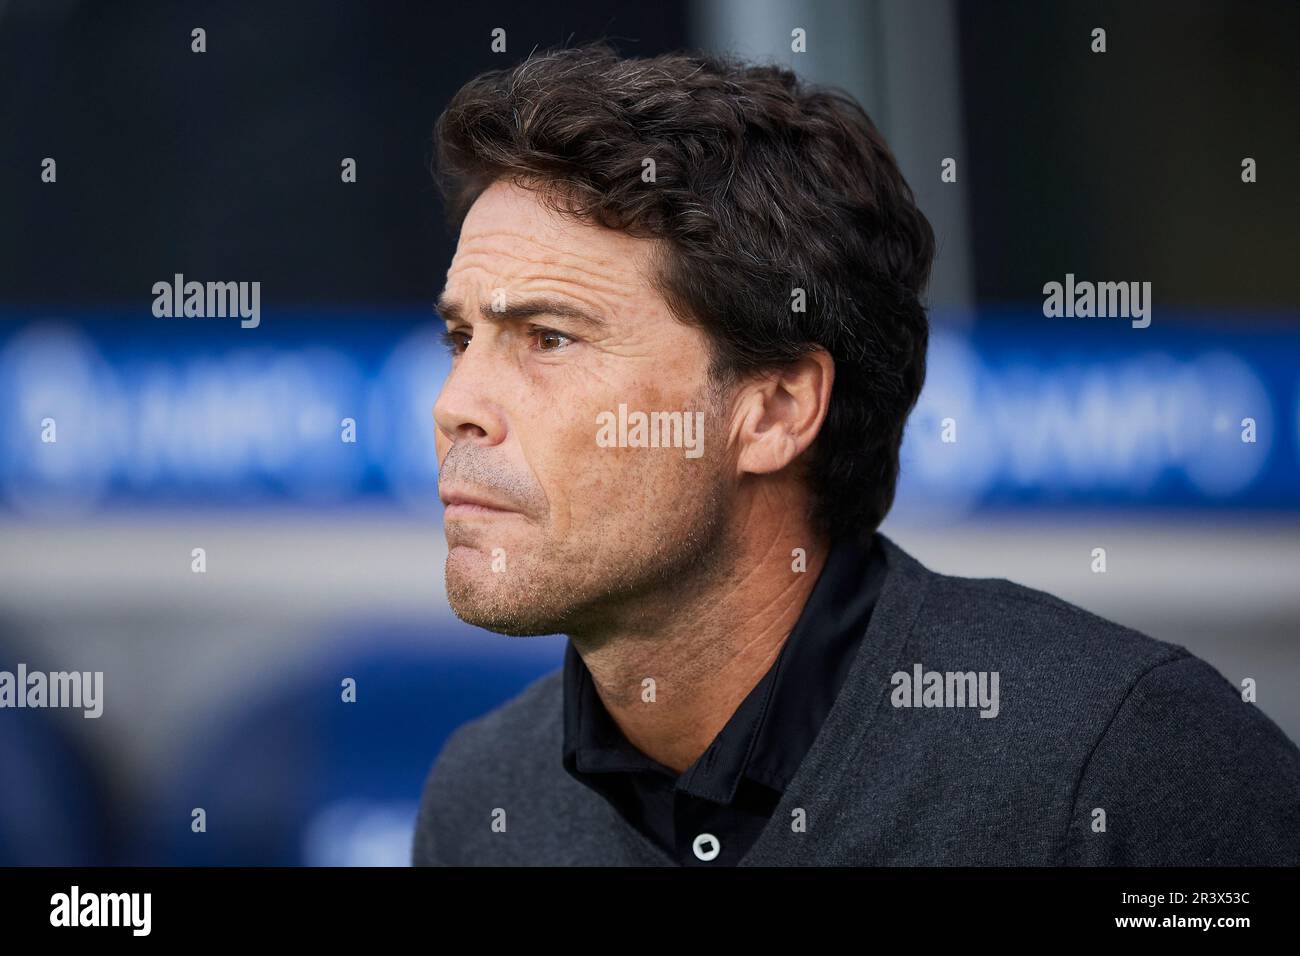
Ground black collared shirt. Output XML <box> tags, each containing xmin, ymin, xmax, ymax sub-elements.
<box><xmin>561</xmin><ymin>532</ymin><xmax>888</xmax><ymax>865</ymax></box>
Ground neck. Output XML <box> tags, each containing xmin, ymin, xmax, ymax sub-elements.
<box><xmin>568</xmin><ymin>510</ymin><xmax>829</xmax><ymax>774</ymax></box>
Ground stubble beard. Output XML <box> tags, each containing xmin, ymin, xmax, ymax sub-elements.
<box><xmin>444</xmin><ymin>469</ymin><xmax>732</xmax><ymax>639</ymax></box>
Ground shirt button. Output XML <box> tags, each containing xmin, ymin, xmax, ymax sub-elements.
<box><xmin>692</xmin><ymin>833</ymin><xmax>721</xmax><ymax>862</ymax></box>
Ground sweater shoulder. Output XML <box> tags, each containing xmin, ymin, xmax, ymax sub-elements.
<box><xmin>908</xmin><ymin>556</ymin><xmax>1191</xmax><ymax>673</ymax></box>
<box><xmin>431</xmin><ymin>665</ymin><xmax>563</xmax><ymax>772</ymax></box>
<box><xmin>411</xmin><ymin>667</ymin><xmax>562</xmax><ymax>865</ymax></box>
<box><xmin>876</xmin><ymin>541</ymin><xmax>1207</xmax><ymax>749</ymax></box>
<box><xmin>452</xmin><ymin>666</ymin><xmax>564</xmax><ymax>749</ymax></box>
<box><xmin>1067</xmin><ymin>652</ymin><xmax>1300</xmax><ymax>864</ymax></box>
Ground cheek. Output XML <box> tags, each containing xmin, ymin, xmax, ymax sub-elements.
<box><xmin>541</xmin><ymin>419</ymin><xmax>704</xmax><ymax>528</ymax></box>
<box><xmin>521</xmin><ymin>394</ymin><xmax>642</xmax><ymax>539</ymax></box>
<box><xmin>525</xmin><ymin>406</ymin><xmax>600</xmax><ymax>509</ymax></box>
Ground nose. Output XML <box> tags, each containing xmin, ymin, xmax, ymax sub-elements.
<box><xmin>433</xmin><ymin>338</ymin><xmax>509</xmax><ymax>449</ymax></box>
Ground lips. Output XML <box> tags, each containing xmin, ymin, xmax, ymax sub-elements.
<box><xmin>443</xmin><ymin>502</ymin><xmax>516</xmax><ymax>519</ymax></box>
<box><xmin>439</xmin><ymin>486</ymin><xmax>520</xmax><ymax>517</ymax></box>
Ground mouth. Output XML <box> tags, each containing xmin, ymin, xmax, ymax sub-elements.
<box><xmin>439</xmin><ymin>487</ymin><xmax>522</xmax><ymax>519</ymax></box>
<box><xmin>443</xmin><ymin>501</ymin><xmax>519</xmax><ymax>519</ymax></box>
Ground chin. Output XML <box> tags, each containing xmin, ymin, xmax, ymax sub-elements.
<box><xmin>446</xmin><ymin>596</ymin><xmax>558</xmax><ymax>637</ymax></box>
<box><xmin>443</xmin><ymin>557</ymin><xmax>553</xmax><ymax>636</ymax></box>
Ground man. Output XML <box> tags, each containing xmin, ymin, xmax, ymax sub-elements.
<box><xmin>412</xmin><ymin>43</ymin><xmax>1300</xmax><ymax>866</ymax></box>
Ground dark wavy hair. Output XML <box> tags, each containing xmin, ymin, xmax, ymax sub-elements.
<box><xmin>433</xmin><ymin>41</ymin><xmax>934</xmax><ymax>542</ymax></box>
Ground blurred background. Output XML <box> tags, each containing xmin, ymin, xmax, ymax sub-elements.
<box><xmin>1</xmin><ymin>0</ymin><xmax>1297</xmax><ymax>864</ymax></box>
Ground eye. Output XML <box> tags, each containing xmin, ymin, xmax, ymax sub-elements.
<box><xmin>440</xmin><ymin>329</ymin><xmax>470</xmax><ymax>356</ymax></box>
<box><xmin>533</xmin><ymin>326</ymin><xmax>575</xmax><ymax>352</ymax></box>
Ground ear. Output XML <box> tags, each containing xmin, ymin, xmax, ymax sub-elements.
<box><xmin>734</xmin><ymin>348</ymin><xmax>834</xmax><ymax>477</ymax></box>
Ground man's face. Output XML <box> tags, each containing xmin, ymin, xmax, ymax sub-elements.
<box><xmin>434</xmin><ymin>179</ymin><xmax>732</xmax><ymax>636</ymax></box>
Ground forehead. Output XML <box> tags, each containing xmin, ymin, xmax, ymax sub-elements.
<box><xmin>445</xmin><ymin>179</ymin><xmax>656</xmax><ymax>295</ymax></box>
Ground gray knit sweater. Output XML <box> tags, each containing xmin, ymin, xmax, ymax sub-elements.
<box><xmin>412</xmin><ymin>532</ymin><xmax>1300</xmax><ymax>865</ymax></box>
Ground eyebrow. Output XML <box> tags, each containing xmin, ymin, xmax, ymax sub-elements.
<box><xmin>434</xmin><ymin>292</ymin><xmax>607</xmax><ymax>333</ymax></box>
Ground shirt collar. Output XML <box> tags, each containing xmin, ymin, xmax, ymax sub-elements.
<box><xmin>562</xmin><ymin>532</ymin><xmax>887</xmax><ymax>805</ymax></box>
